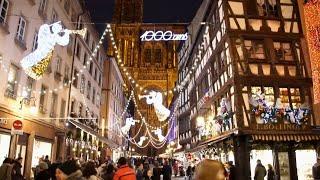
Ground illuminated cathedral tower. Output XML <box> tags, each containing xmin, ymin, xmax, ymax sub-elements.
<box><xmin>110</xmin><ymin>0</ymin><xmax>185</xmax><ymax>156</ymax></box>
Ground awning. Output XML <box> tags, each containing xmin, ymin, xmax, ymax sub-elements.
<box><xmin>252</xmin><ymin>134</ymin><xmax>320</xmax><ymax>141</ymax></box>
<box><xmin>68</xmin><ymin>119</ymin><xmax>118</xmax><ymax>148</ymax></box>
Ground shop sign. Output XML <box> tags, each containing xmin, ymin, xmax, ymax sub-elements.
<box><xmin>11</xmin><ymin>120</ymin><xmax>23</xmax><ymax>135</ymax></box>
<box><xmin>140</xmin><ymin>30</ymin><xmax>188</xmax><ymax>41</ymax></box>
<box><xmin>255</xmin><ymin>123</ymin><xmax>308</xmax><ymax>131</ymax></box>
<box><xmin>0</xmin><ymin>119</ymin><xmax>8</xmax><ymax>125</ymax></box>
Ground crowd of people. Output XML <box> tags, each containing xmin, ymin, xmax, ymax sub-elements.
<box><xmin>0</xmin><ymin>155</ymin><xmax>235</xmax><ymax>180</ymax></box>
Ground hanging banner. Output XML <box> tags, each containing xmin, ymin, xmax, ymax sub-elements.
<box><xmin>11</xmin><ymin>120</ymin><xmax>23</xmax><ymax>135</ymax></box>
<box><xmin>140</xmin><ymin>30</ymin><xmax>188</xmax><ymax>41</ymax></box>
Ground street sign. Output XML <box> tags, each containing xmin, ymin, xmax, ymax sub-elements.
<box><xmin>11</xmin><ymin>120</ymin><xmax>23</xmax><ymax>135</ymax></box>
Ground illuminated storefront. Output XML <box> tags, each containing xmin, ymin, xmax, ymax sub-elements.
<box><xmin>31</xmin><ymin>140</ymin><xmax>52</xmax><ymax>168</ymax></box>
<box><xmin>0</xmin><ymin>132</ymin><xmax>11</xmax><ymax>163</ymax></box>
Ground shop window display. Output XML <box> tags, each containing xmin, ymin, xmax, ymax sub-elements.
<box><xmin>31</xmin><ymin>140</ymin><xmax>52</xmax><ymax>168</ymax></box>
<box><xmin>250</xmin><ymin>149</ymin><xmax>273</xmax><ymax>180</ymax></box>
<box><xmin>0</xmin><ymin>133</ymin><xmax>11</xmax><ymax>164</ymax></box>
<box><xmin>295</xmin><ymin>149</ymin><xmax>316</xmax><ymax>180</ymax></box>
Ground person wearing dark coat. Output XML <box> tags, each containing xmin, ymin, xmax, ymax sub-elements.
<box><xmin>313</xmin><ymin>157</ymin><xmax>320</xmax><ymax>180</ymax></box>
<box><xmin>228</xmin><ymin>161</ymin><xmax>236</xmax><ymax>180</ymax></box>
<box><xmin>35</xmin><ymin>161</ymin><xmax>50</xmax><ymax>180</ymax></box>
<box><xmin>152</xmin><ymin>162</ymin><xmax>161</xmax><ymax>180</ymax></box>
<box><xmin>186</xmin><ymin>166</ymin><xmax>192</xmax><ymax>180</ymax></box>
<box><xmin>267</xmin><ymin>164</ymin><xmax>275</xmax><ymax>180</ymax></box>
<box><xmin>0</xmin><ymin>158</ymin><xmax>13</xmax><ymax>180</ymax></box>
<box><xmin>101</xmin><ymin>163</ymin><xmax>115</xmax><ymax>180</ymax></box>
<box><xmin>12</xmin><ymin>157</ymin><xmax>24</xmax><ymax>180</ymax></box>
<box><xmin>162</xmin><ymin>161</ymin><xmax>172</xmax><ymax>180</ymax></box>
<box><xmin>135</xmin><ymin>163</ymin><xmax>144</xmax><ymax>180</ymax></box>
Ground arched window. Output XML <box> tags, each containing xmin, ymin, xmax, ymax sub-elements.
<box><xmin>154</xmin><ymin>48</ymin><xmax>162</xmax><ymax>63</ymax></box>
<box><xmin>144</xmin><ymin>48</ymin><xmax>151</xmax><ymax>63</ymax></box>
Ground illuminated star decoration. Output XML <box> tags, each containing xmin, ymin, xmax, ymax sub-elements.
<box><xmin>141</xmin><ymin>91</ymin><xmax>171</xmax><ymax>121</ymax></box>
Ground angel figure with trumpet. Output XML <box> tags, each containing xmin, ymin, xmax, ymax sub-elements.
<box><xmin>20</xmin><ymin>21</ymin><xmax>86</xmax><ymax>79</ymax></box>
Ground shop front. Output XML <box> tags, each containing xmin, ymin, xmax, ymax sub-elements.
<box><xmin>0</xmin><ymin>109</ymin><xmax>65</xmax><ymax>179</ymax></box>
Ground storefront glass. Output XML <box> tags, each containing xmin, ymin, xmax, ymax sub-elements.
<box><xmin>278</xmin><ymin>152</ymin><xmax>290</xmax><ymax>180</ymax></box>
<box><xmin>31</xmin><ymin>140</ymin><xmax>52</xmax><ymax>168</ymax></box>
<box><xmin>296</xmin><ymin>149</ymin><xmax>316</xmax><ymax>180</ymax></box>
<box><xmin>250</xmin><ymin>149</ymin><xmax>273</xmax><ymax>180</ymax></box>
<box><xmin>0</xmin><ymin>133</ymin><xmax>11</xmax><ymax>164</ymax></box>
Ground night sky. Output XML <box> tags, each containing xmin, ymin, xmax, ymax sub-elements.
<box><xmin>85</xmin><ymin>0</ymin><xmax>203</xmax><ymax>34</ymax></box>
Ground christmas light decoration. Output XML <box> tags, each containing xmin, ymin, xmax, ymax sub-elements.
<box><xmin>137</xmin><ymin>136</ymin><xmax>148</xmax><ymax>146</ymax></box>
<box><xmin>121</xmin><ymin>117</ymin><xmax>138</xmax><ymax>135</ymax></box>
<box><xmin>152</xmin><ymin>128</ymin><xmax>165</xmax><ymax>142</ymax></box>
<box><xmin>139</xmin><ymin>91</ymin><xmax>171</xmax><ymax>121</ymax></box>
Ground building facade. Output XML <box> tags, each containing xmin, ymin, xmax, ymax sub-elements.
<box><xmin>176</xmin><ymin>0</ymin><xmax>320</xmax><ymax>179</ymax></box>
<box><xmin>110</xmin><ymin>0</ymin><xmax>185</xmax><ymax>156</ymax></box>
<box><xmin>100</xmin><ymin>56</ymin><xmax>127</xmax><ymax>161</ymax></box>
<box><xmin>0</xmin><ymin>0</ymin><xmax>105</xmax><ymax>178</ymax></box>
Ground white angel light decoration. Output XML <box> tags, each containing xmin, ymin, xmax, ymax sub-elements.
<box><xmin>121</xmin><ymin>117</ymin><xmax>138</xmax><ymax>135</ymax></box>
<box><xmin>137</xmin><ymin>136</ymin><xmax>148</xmax><ymax>146</ymax></box>
<box><xmin>153</xmin><ymin>128</ymin><xmax>165</xmax><ymax>142</ymax></box>
<box><xmin>139</xmin><ymin>91</ymin><xmax>171</xmax><ymax>121</ymax></box>
<box><xmin>20</xmin><ymin>21</ymin><xmax>86</xmax><ymax>79</ymax></box>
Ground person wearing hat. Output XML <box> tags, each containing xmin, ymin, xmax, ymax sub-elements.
<box><xmin>313</xmin><ymin>156</ymin><xmax>320</xmax><ymax>180</ymax></box>
<box><xmin>56</xmin><ymin>160</ymin><xmax>83</xmax><ymax>180</ymax></box>
<box><xmin>35</xmin><ymin>161</ymin><xmax>50</xmax><ymax>180</ymax></box>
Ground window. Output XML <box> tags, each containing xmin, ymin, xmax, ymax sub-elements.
<box><xmin>85</xmin><ymin>31</ymin><xmax>90</xmax><ymax>44</ymax></box>
<box><xmin>50</xmin><ymin>93</ymin><xmax>58</xmax><ymax>117</ymax></box>
<box><xmin>87</xmin><ymin>81</ymin><xmax>91</xmax><ymax>99</ymax></box>
<box><xmin>25</xmin><ymin>77</ymin><xmax>34</xmax><ymax>99</ymax></box>
<box><xmin>83</xmin><ymin>53</ymin><xmax>87</xmax><ymax>65</ymax></box>
<box><xmin>60</xmin><ymin>99</ymin><xmax>66</xmax><ymax>118</ymax></box>
<box><xmin>89</xmin><ymin>62</ymin><xmax>93</xmax><ymax>75</ymax></box>
<box><xmin>80</xmin><ymin>75</ymin><xmax>85</xmax><ymax>94</ymax></box>
<box><xmin>39</xmin><ymin>85</ymin><xmax>48</xmax><ymax>113</ymax></box>
<box><xmin>72</xmin><ymin>69</ymin><xmax>79</xmax><ymax>87</ymax></box>
<box><xmin>64</xmin><ymin>0</ymin><xmax>70</xmax><ymax>14</ymax></box>
<box><xmin>55</xmin><ymin>57</ymin><xmax>62</xmax><ymax>73</ymax></box>
<box><xmin>279</xmin><ymin>88</ymin><xmax>301</xmax><ymax>109</ymax></box>
<box><xmin>32</xmin><ymin>33</ymin><xmax>38</xmax><ymax>51</ymax></box>
<box><xmin>92</xmin><ymin>88</ymin><xmax>96</xmax><ymax>104</ymax></box>
<box><xmin>16</xmin><ymin>17</ymin><xmax>26</xmax><ymax>42</ymax></box>
<box><xmin>96</xmin><ymin>93</ymin><xmax>100</xmax><ymax>106</ymax></box>
<box><xmin>70</xmin><ymin>99</ymin><xmax>75</xmax><ymax>113</ymax></box>
<box><xmin>98</xmin><ymin>75</ymin><xmax>102</xmax><ymax>86</ymax></box>
<box><xmin>145</xmin><ymin>48</ymin><xmax>151</xmax><ymax>63</ymax></box>
<box><xmin>51</xmin><ymin>10</ymin><xmax>58</xmax><ymax>23</ymax></box>
<box><xmin>75</xmin><ymin>43</ymin><xmax>81</xmax><ymax>58</ymax></box>
<box><xmin>244</xmin><ymin>40</ymin><xmax>265</xmax><ymax>59</ymax></box>
<box><xmin>251</xmin><ymin>86</ymin><xmax>274</xmax><ymax>107</ymax></box>
<box><xmin>39</xmin><ymin>0</ymin><xmax>47</xmax><ymax>13</ymax></box>
<box><xmin>0</xmin><ymin>0</ymin><xmax>9</xmax><ymax>24</ymax></box>
<box><xmin>64</xmin><ymin>65</ymin><xmax>70</xmax><ymax>77</ymax></box>
<box><xmin>91</xmin><ymin>42</ymin><xmax>95</xmax><ymax>52</ymax></box>
<box><xmin>78</xmin><ymin>103</ymin><xmax>83</xmax><ymax>117</ymax></box>
<box><xmin>94</xmin><ymin>68</ymin><xmax>97</xmax><ymax>81</ymax></box>
<box><xmin>274</xmin><ymin>41</ymin><xmax>293</xmax><ymax>61</ymax></box>
<box><xmin>256</xmin><ymin>0</ymin><xmax>278</xmax><ymax>17</ymax></box>
<box><xmin>5</xmin><ymin>64</ymin><xmax>18</xmax><ymax>97</ymax></box>
<box><xmin>155</xmin><ymin>48</ymin><xmax>162</xmax><ymax>63</ymax></box>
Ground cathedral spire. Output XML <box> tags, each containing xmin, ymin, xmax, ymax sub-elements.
<box><xmin>112</xmin><ymin>0</ymin><xmax>143</xmax><ymax>23</ymax></box>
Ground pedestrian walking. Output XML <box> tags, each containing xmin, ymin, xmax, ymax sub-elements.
<box><xmin>186</xmin><ymin>165</ymin><xmax>192</xmax><ymax>180</ymax></box>
<box><xmin>267</xmin><ymin>164</ymin><xmax>275</xmax><ymax>180</ymax></box>
<box><xmin>0</xmin><ymin>158</ymin><xmax>13</xmax><ymax>180</ymax></box>
<box><xmin>102</xmin><ymin>163</ymin><xmax>115</xmax><ymax>180</ymax></box>
<box><xmin>194</xmin><ymin>159</ymin><xmax>225</xmax><ymax>180</ymax></box>
<box><xmin>136</xmin><ymin>163</ymin><xmax>144</xmax><ymax>180</ymax></box>
<box><xmin>82</xmin><ymin>161</ymin><xmax>98</xmax><ymax>180</ymax></box>
<box><xmin>35</xmin><ymin>161</ymin><xmax>50</xmax><ymax>180</ymax></box>
<box><xmin>313</xmin><ymin>156</ymin><xmax>320</xmax><ymax>180</ymax></box>
<box><xmin>56</xmin><ymin>160</ymin><xmax>83</xmax><ymax>180</ymax></box>
<box><xmin>162</xmin><ymin>161</ymin><xmax>172</xmax><ymax>180</ymax></box>
<box><xmin>12</xmin><ymin>157</ymin><xmax>24</xmax><ymax>180</ymax></box>
<box><xmin>113</xmin><ymin>157</ymin><xmax>136</xmax><ymax>180</ymax></box>
<box><xmin>254</xmin><ymin>160</ymin><xmax>266</xmax><ymax>180</ymax></box>
<box><xmin>228</xmin><ymin>161</ymin><xmax>236</xmax><ymax>180</ymax></box>
<box><xmin>152</xmin><ymin>161</ymin><xmax>161</xmax><ymax>180</ymax></box>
